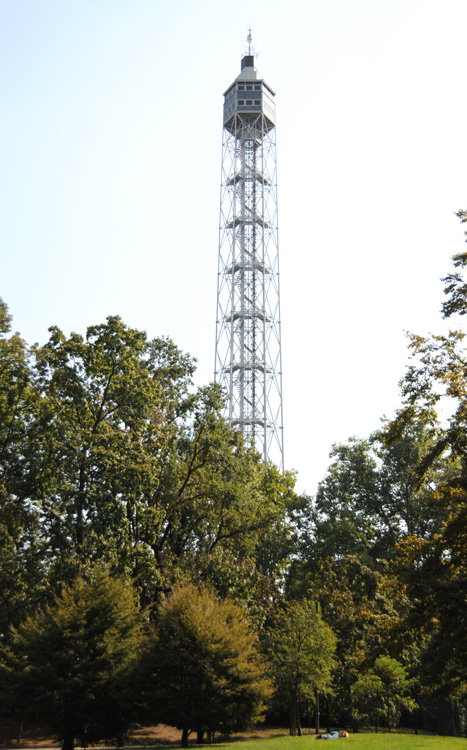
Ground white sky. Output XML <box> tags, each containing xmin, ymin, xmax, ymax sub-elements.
<box><xmin>2</xmin><ymin>0</ymin><xmax>467</xmax><ymax>495</ymax></box>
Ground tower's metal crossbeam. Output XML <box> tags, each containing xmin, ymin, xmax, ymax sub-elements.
<box><xmin>215</xmin><ymin>52</ymin><xmax>284</xmax><ymax>469</ymax></box>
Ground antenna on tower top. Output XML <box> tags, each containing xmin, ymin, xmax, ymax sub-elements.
<box><xmin>242</xmin><ymin>26</ymin><xmax>257</xmax><ymax>57</ymax></box>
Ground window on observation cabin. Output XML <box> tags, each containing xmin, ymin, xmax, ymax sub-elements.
<box><xmin>238</xmin><ymin>85</ymin><xmax>244</xmax><ymax>90</ymax></box>
<box><xmin>238</xmin><ymin>100</ymin><xmax>245</xmax><ymax>105</ymax></box>
<box><xmin>246</xmin><ymin>100</ymin><xmax>252</xmax><ymax>105</ymax></box>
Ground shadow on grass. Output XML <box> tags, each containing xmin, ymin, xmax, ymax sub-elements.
<box><xmin>0</xmin><ymin>725</ymin><xmax>293</xmax><ymax>750</ymax></box>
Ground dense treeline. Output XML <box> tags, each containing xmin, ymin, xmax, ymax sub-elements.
<box><xmin>0</xmin><ymin>306</ymin><xmax>297</xmax><ymax>625</ymax></box>
<box><xmin>2</xmin><ymin>213</ymin><xmax>467</xmax><ymax>745</ymax></box>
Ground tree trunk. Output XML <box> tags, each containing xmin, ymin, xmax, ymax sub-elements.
<box><xmin>326</xmin><ymin>699</ymin><xmax>331</xmax><ymax>734</ymax></box>
<box><xmin>452</xmin><ymin>698</ymin><xmax>459</xmax><ymax>736</ymax></box>
<box><xmin>315</xmin><ymin>689</ymin><xmax>320</xmax><ymax>734</ymax></box>
<box><xmin>181</xmin><ymin>728</ymin><xmax>190</xmax><ymax>747</ymax></box>
<box><xmin>62</xmin><ymin>732</ymin><xmax>74</xmax><ymax>750</ymax></box>
<box><xmin>290</xmin><ymin>693</ymin><xmax>297</xmax><ymax>736</ymax></box>
<box><xmin>196</xmin><ymin>730</ymin><xmax>204</xmax><ymax>744</ymax></box>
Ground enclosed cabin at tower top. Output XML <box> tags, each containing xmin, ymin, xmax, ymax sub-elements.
<box><xmin>223</xmin><ymin>54</ymin><xmax>276</xmax><ymax>134</ymax></box>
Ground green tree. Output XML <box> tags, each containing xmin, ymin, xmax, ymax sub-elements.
<box><xmin>440</xmin><ymin>209</ymin><xmax>467</xmax><ymax>319</ymax></box>
<box><xmin>144</xmin><ymin>582</ymin><xmax>272</xmax><ymax>747</ymax></box>
<box><xmin>268</xmin><ymin>599</ymin><xmax>336</xmax><ymax>735</ymax></box>
<box><xmin>0</xmin><ymin>298</ymin><xmax>45</xmax><ymax>639</ymax></box>
<box><xmin>17</xmin><ymin>315</ymin><xmax>296</xmax><ymax>613</ymax></box>
<box><xmin>284</xmin><ymin>418</ymin><xmax>445</xmax><ymax>725</ymax></box>
<box><xmin>25</xmin><ymin>316</ymin><xmax>197</xmax><ymax>594</ymax></box>
<box><xmin>351</xmin><ymin>672</ymin><xmax>386</xmax><ymax>731</ymax></box>
<box><xmin>0</xmin><ymin>569</ymin><xmax>145</xmax><ymax>750</ymax></box>
<box><xmin>0</xmin><ymin>305</ymin><xmax>297</xmax><ymax>650</ymax></box>
<box><xmin>308</xmin><ymin>420</ymin><xmax>447</xmax><ymax>567</ymax></box>
<box><xmin>384</xmin><ymin>214</ymin><xmax>467</xmax><ymax>700</ymax></box>
<box><xmin>351</xmin><ymin>656</ymin><xmax>415</xmax><ymax>732</ymax></box>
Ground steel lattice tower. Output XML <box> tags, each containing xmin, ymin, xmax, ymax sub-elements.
<box><xmin>215</xmin><ymin>46</ymin><xmax>284</xmax><ymax>470</ymax></box>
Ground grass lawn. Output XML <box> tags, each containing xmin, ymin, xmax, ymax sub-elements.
<box><xmin>1</xmin><ymin>726</ymin><xmax>467</xmax><ymax>750</ymax></box>
<box><xmin>219</xmin><ymin>736</ymin><xmax>467</xmax><ymax>750</ymax></box>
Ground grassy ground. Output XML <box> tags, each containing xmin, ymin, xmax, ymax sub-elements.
<box><xmin>131</xmin><ymin>726</ymin><xmax>467</xmax><ymax>750</ymax></box>
<box><xmin>1</xmin><ymin>725</ymin><xmax>467</xmax><ymax>750</ymax></box>
<box><xmin>223</xmin><ymin>735</ymin><xmax>467</xmax><ymax>750</ymax></box>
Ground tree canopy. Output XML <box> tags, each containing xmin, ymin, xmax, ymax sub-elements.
<box><xmin>143</xmin><ymin>583</ymin><xmax>272</xmax><ymax>746</ymax></box>
<box><xmin>0</xmin><ymin>312</ymin><xmax>297</xmax><ymax>637</ymax></box>
<box><xmin>0</xmin><ymin>569</ymin><xmax>145</xmax><ymax>750</ymax></box>
<box><xmin>267</xmin><ymin>599</ymin><xmax>336</xmax><ymax>735</ymax></box>
<box><xmin>351</xmin><ymin>657</ymin><xmax>415</xmax><ymax>732</ymax></box>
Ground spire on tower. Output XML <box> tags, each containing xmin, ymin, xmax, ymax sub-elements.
<box><xmin>243</xmin><ymin>27</ymin><xmax>257</xmax><ymax>59</ymax></box>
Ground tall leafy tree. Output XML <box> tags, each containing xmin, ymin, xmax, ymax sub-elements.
<box><xmin>385</xmin><ymin>211</ymin><xmax>467</xmax><ymax>701</ymax></box>
<box><xmin>0</xmin><ymin>569</ymin><xmax>146</xmax><ymax>750</ymax></box>
<box><xmin>25</xmin><ymin>316</ymin><xmax>196</xmax><ymax>592</ymax></box>
<box><xmin>285</xmin><ymin>416</ymin><xmax>446</xmax><ymax>724</ymax></box>
<box><xmin>351</xmin><ymin>656</ymin><xmax>415</xmax><ymax>732</ymax></box>
<box><xmin>267</xmin><ymin>599</ymin><xmax>336</xmax><ymax>735</ymax></box>
<box><xmin>16</xmin><ymin>315</ymin><xmax>296</xmax><ymax>610</ymax></box>
<box><xmin>144</xmin><ymin>582</ymin><xmax>272</xmax><ymax>746</ymax></box>
<box><xmin>0</xmin><ymin>298</ymin><xmax>44</xmax><ymax>639</ymax></box>
<box><xmin>351</xmin><ymin>672</ymin><xmax>386</xmax><ymax>732</ymax></box>
<box><xmin>309</xmin><ymin>420</ymin><xmax>447</xmax><ymax>566</ymax></box>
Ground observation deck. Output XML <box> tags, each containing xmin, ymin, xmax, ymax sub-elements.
<box><xmin>223</xmin><ymin>55</ymin><xmax>276</xmax><ymax>134</ymax></box>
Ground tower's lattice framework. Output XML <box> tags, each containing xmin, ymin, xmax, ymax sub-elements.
<box><xmin>215</xmin><ymin>53</ymin><xmax>284</xmax><ymax>469</ymax></box>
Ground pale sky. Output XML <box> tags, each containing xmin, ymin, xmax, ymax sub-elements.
<box><xmin>2</xmin><ymin>0</ymin><xmax>467</xmax><ymax>495</ymax></box>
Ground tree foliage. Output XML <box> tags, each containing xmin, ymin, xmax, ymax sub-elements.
<box><xmin>0</xmin><ymin>298</ymin><xmax>45</xmax><ymax>638</ymax></box>
<box><xmin>0</xmin><ymin>312</ymin><xmax>297</xmax><ymax>633</ymax></box>
<box><xmin>382</xmin><ymin>214</ymin><xmax>467</xmax><ymax>701</ymax></box>
<box><xmin>441</xmin><ymin>210</ymin><xmax>467</xmax><ymax>319</ymax></box>
<box><xmin>351</xmin><ymin>657</ymin><xmax>415</xmax><ymax>731</ymax></box>
<box><xmin>267</xmin><ymin>600</ymin><xmax>336</xmax><ymax>735</ymax></box>
<box><xmin>0</xmin><ymin>569</ymin><xmax>145</xmax><ymax>749</ymax></box>
<box><xmin>284</xmin><ymin>415</ymin><xmax>446</xmax><ymax>724</ymax></box>
<box><xmin>143</xmin><ymin>583</ymin><xmax>272</xmax><ymax>746</ymax></box>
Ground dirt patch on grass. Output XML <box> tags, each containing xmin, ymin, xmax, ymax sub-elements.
<box><xmin>0</xmin><ymin>722</ymin><xmax>59</xmax><ymax>749</ymax></box>
<box><xmin>0</xmin><ymin>724</ymin><xmax>291</xmax><ymax>749</ymax></box>
<box><xmin>130</xmin><ymin>725</ymin><xmax>290</xmax><ymax>745</ymax></box>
